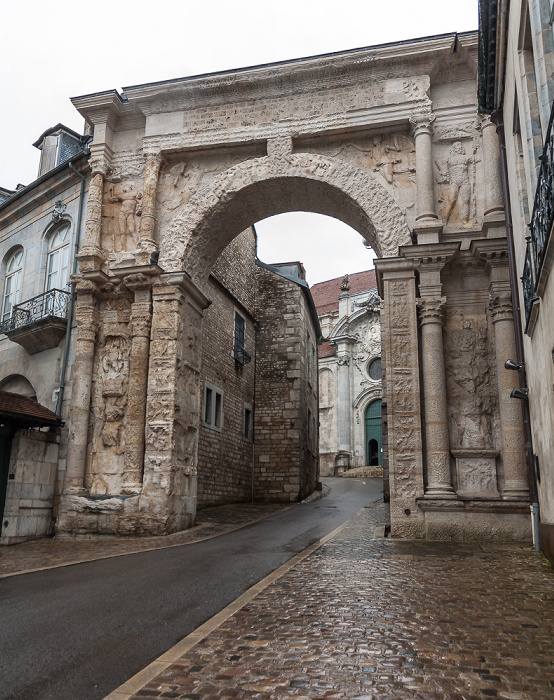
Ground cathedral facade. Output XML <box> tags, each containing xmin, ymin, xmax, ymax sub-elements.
<box><xmin>313</xmin><ymin>271</ymin><xmax>383</xmax><ymax>477</ymax></box>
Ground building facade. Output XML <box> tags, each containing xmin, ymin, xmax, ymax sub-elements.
<box><xmin>312</xmin><ymin>271</ymin><xmax>383</xmax><ymax>477</ymax></box>
<box><xmin>479</xmin><ymin>0</ymin><xmax>554</xmax><ymax>562</ymax></box>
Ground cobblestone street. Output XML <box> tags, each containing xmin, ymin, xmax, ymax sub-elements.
<box><xmin>120</xmin><ymin>502</ymin><xmax>554</xmax><ymax>700</ymax></box>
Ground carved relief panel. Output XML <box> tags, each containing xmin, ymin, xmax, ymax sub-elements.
<box><xmin>86</xmin><ymin>288</ymin><xmax>133</xmax><ymax>495</ymax></box>
<box><xmin>101</xmin><ymin>151</ymin><xmax>145</xmax><ymax>267</ymax></box>
<box><xmin>443</xmin><ymin>309</ymin><xmax>500</xmax><ymax>453</ymax></box>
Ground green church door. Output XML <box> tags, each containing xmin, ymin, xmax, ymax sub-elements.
<box><xmin>365</xmin><ymin>400</ymin><xmax>382</xmax><ymax>467</ymax></box>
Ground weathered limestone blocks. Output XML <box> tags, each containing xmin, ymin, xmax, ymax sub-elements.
<box><xmin>376</xmin><ymin>259</ymin><xmax>425</xmax><ymax>539</ymax></box>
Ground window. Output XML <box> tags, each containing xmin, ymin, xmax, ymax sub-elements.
<box><xmin>243</xmin><ymin>403</ymin><xmax>252</xmax><ymax>440</ymax></box>
<box><xmin>233</xmin><ymin>311</ymin><xmax>251</xmax><ymax>364</ymax></box>
<box><xmin>2</xmin><ymin>249</ymin><xmax>23</xmax><ymax>322</ymax></box>
<box><xmin>203</xmin><ymin>382</ymin><xmax>223</xmax><ymax>431</ymax></box>
<box><xmin>47</xmin><ymin>226</ymin><xmax>71</xmax><ymax>291</ymax></box>
<box><xmin>368</xmin><ymin>357</ymin><xmax>382</xmax><ymax>381</ymax></box>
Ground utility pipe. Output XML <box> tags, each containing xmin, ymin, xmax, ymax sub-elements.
<box><xmin>55</xmin><ymin>160</ymin><xmax>86</xmax><ymax>417</ymax></box>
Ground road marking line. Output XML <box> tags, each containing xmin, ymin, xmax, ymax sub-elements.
<box><xmin>103</xmin><ymin>505</ymin><xmax>368</xmax><ymax>700</ymax></box>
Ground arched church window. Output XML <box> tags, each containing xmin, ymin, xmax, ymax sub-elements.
<box><xmin>46</xmin><ymin>226</ymin><xmax>71</xmax><ymax>291</ymax></box>
<box><xmin>2</xmin><ymin>249</ymin><xmax>23</xmax><ymax>322</ymax></box>
<box><xmin>368</xmin><ymin>357</ymin><xmax>382</xmax><ymax>381</ymax></box>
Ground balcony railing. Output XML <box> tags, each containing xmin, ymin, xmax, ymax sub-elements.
<box><xmin>234</xmin><ymin>344</ymin><xmax>252</xmax><ymax>365</ymax></box>
<box><xmin>0</xmin><ymin>289</ymin><xmax>70</xmax><ymax>334</ymax></box>
<box><xmin>526</xmin><ymin>100</ymin><xmax>554</xmax><ymax>327</ymax></box>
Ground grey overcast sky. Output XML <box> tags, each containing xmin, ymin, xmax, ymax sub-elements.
<box><xmin>0</xmin><ymin>0</ymin><xmax>478</xmax><ymax>285</ymax></box>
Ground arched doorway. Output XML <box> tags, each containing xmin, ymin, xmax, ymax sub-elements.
<box><xmin>365</xmin><ymin>399</ymin><xmax>382</xmax><ymax>466</ymax></box>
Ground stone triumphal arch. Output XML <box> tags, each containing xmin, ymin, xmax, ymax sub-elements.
<box><xmin>57</xmin><ymin>31</ymin><xmax>532</xmax><ymax>541</ymax></box>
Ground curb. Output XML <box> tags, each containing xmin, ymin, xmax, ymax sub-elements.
<box><xmin>0</xmin><ymin>504</ymin><xmax>295</xmax><ymax>580</ymax></box>
<box><xmin>103</xmin><ymin>504</ymin><xmax>367</xmax><ymax>700</ymax></box>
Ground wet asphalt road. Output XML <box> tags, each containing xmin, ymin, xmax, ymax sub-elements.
<box><xmin>0</xmin><ymin>477</ymin><xmax>382</xmax><ymax>700</ymax></box>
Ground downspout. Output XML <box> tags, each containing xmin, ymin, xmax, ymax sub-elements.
<box><xmin>251</xmin><ymin>321</ymin><xmax>258</xmax><ymax>503</ymax></box>
<box><xmin>55</xmin><ymin>161</ymin><xmax>86</xmax><ymax>418</ymax></box>
<box><xmin>493</xmin><ymin>109</ymin><xmax>540</xmax><ymax>551</ymax></box>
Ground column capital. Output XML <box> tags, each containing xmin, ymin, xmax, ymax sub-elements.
<box><xmin>417</xmin><ymin>296</ymin><xmax>446</xmax><ymax>325</ymax></box>
<box><xmin>143</xmin><ymin>150</ymin><xmax>163</xmax><ymax>167</ymax></box>
<box><xmin>489</xmin><ymin>292</ymin><xmax>513</xmax><ymax>323</ymax></box>
<box><xmin>336</xmin><ymin>354</ymin><xmax>350</xmax><ymax>366</ymax></box>
<box><xmin>88</xmin><ymin>156</ymin><xmax>109</xmax><ymax>177</ymax></box>
<box><xmin>409</xmin><ymin>111</ymin><xmax>436</xmax><ymax>137</ymax></box>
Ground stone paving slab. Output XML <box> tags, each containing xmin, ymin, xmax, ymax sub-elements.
<box><xmin>112</xmin><ymin>502</ymin><xmax>554</xmax><ymax>700</ymax></box>
<box><xmin>0</xmin><ymin>503</ymin><xmax>293</xmax><ymax>578</ymax></box>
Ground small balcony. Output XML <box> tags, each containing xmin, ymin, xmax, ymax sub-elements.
<box><xmin>526</xmin><ymin>101</ymin><xmax>554</xmax><ymax>331</ymax></box>
<box><xmin>234</xmin><ymin>344</ymin><xmax>252</xmax><ymax>365</ymax></box>
<box><xmin>0</xmin><ymin>289</ymin><xmax>70</xmax><ymax>354</ymax></box>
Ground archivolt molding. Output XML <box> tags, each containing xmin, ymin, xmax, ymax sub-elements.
<box><xmin>353</xmin><ymin>386</ymin><xmax>382</xmax><ymax>410</ymax></box>
<box><xmin>159</xmin><ymin>153</ymin><xmax>412</xmax><ymax>282</ymax></box>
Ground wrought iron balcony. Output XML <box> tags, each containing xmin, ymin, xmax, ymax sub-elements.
<box><xmin>0</xmin><ymin>289</ymin><xmax>70</xmax><ymax>354</ymax></box>
<box><xmin>526</xmin><ymin>100</ymin><xmax>554</xmax><ymax>329</ymax></box>
<box><xmin>234</xmin><ymin>344</ymin><xmax>252</xmax><ymax>365</ymax></box>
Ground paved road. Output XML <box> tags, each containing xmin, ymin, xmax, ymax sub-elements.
<box><xmin>0</xmin><ymin>477</ymin><xmax>381</xmax><ymax>700</ymax></box>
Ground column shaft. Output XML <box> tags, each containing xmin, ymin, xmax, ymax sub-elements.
<box><xmin>418</xmin><ymin>298</ymin><xmax>455</xmax><ymax>496</ymax></box>
<box><xmin>480</xmin><ymin>115</ymin><xmax>505</xmax><ymax>216</ymax></box>
<box><xmin>411</xmin><ymin>113</ymin><xmax>438</xmax><ymax>221</ymax></box>
<box><xmin>336</xmin><ymin>354</ymin><xmax>352</xmax><ymax>455</ymax></box>
<box><xmin>64</xmin><ymin>283</ymin><xmax>99</xmax><ymax>493</ymax></box>
<box><xmin>122</xmin><ymin>277</ymin><xmax>153</xmax><ymax>493</ymax></box>
<box><xmin>490</xmin><ymin>293</ymin><xmax>529</xmax><ymax>497</ymax></box>
<box><xmin>136</xmin><ymin>152</ymin><xmax>162</xmax><ymax>265</ymax></box>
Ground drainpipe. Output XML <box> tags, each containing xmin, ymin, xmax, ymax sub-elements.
<box><xmin>55</xmin><ymin>161</ymin><xmax>86</xmax><ymax>418</ymax></box>
<box><xmin>251</xmin><ymin>320</ymin><xmax>259</xmax><ymax>503</ymax></box>
<box><xmin>493</xmin><ymin>109</ymin><xmax>540</xmax><ymax>551</ymax></box>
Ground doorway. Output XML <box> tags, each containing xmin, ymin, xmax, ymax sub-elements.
<box><xmin>365</xmin><ymin>399</ymin><xmax>382</xmax><ymax>466</ymax></box>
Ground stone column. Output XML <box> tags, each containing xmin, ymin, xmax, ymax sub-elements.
<box><xmin>375</xmin><ymin>259</ymin><xmax>425</xmax><ymax>538</ymax></box>
<box><xmin>140</xmin><ymin>272</ymin><xmax>210</xmax><ymax>534</ymax></box>
<box><xmin>63</xmin><ymin>279</ymin><xmax>100</xmax><ymax>493</ymax></box>
<box><xmin>480</xmin><ymin>114</ymin><xmax>505</xmax><ymax>217</ymax></box>
<box><xmin>410</xmin><ymin>112</ymin><xmax>439</xmax><ymax>221</ymax></box>
<box><xmin>122</xmin><ymin>273</ymin><xmax>154</xmax><ymax>494</ymax></box>
<box><xmin>136</xmin><ymin>152</ymin><xmax>162</xmax><ymax>266</ymax></box>
<box><xmin>417</xmin><ymin>297</ymin><xmax>456</xmax><ymax>497</ymax></box>
<box><xmin>336</xmin><ymin>348</ymin><xmax>352</xmax><ymax>467</ymax></box>
<box><xmin>489</xmin><ymin>290</ymin><xmax>529</xmax><ymax>498</ymax></box>
<box><xmin>75</xmin><ymin>157</ymin><xmax>107</xmax><ymax>272</ymax></box>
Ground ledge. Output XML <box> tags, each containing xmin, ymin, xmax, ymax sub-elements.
<box><xmin>417</xmin><ymin>497</ymin><xmax>530</xmax><ymax>514</ymax></box>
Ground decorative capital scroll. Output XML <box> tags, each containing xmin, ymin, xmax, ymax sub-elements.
<box><xmin>409</xmin><ymin>111</ymin><xmax>436</xmax><ymax>138</ymax></box>
<box><xmin>489</xmin><ymin>292</ymin><xmax>513</xmax><ymax>323</ymax></box>
<box><xmin>88</xmin><ymin>157</ymin><xmax>109</xmax><ymax>177</ymax></box>
<box><xmin>337</xmin><ymin>354</ymin><xmax>350</xmax><ymax>366</ymax></box>
<box><xmin>143</xmin><ymin>151</ymin><xmax>163</xmax><ymax>168</ymax></box>
<box><xmin>416</xmin><ymin>296</ymin><xmax>446</xmax><ymax>325</ymax></box>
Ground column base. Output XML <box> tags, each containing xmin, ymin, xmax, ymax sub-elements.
<box><xmin>423</xmin><ymin>487</ymin><xmax>457</xmax><ymax>499</ymax></box>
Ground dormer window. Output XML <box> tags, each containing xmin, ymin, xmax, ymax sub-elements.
<box><xmin>2</xmin><ymin>250</ymin><xmax>23</xmax><ymax>322</ymax></box>
<box><xmin>47</xmin><ymin>226</ymin><xmax>71</xmax><ymax>291</ymax></box>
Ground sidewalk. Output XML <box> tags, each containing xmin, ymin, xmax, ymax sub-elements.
<box><xmin>0</xmin><ymin>502</ymin><xmax>293</xmax><ymax>578</ymax></box>
<box><xmin>108</xmin><ymin>501</ymin><xmax>554</xmax><ymax>700</ymax></box>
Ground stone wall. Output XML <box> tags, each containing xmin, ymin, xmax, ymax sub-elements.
<box><xmin>197</xmin><ymin>229</ymin><xmax>257</xmax><ymax>507</ymax></box>
<box><xmin>254</xmin><ymin>267</ymin><xmax>318</xmax><ymax>502</ymax></box>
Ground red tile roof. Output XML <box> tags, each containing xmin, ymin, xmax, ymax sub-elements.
<box><xmin>0</xmin><ymin>391</ymin><xmax>63</xmax><ymax>427</ymax></box>
<box><xmin>311</xmin><ymin>270</ymin><xmax>377</xmax><ymax>315</ymax></box>
<box><xmin>318</xmin><ymin>341</ymin><xmax>336</xmax><ymax>359</ymax></box>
